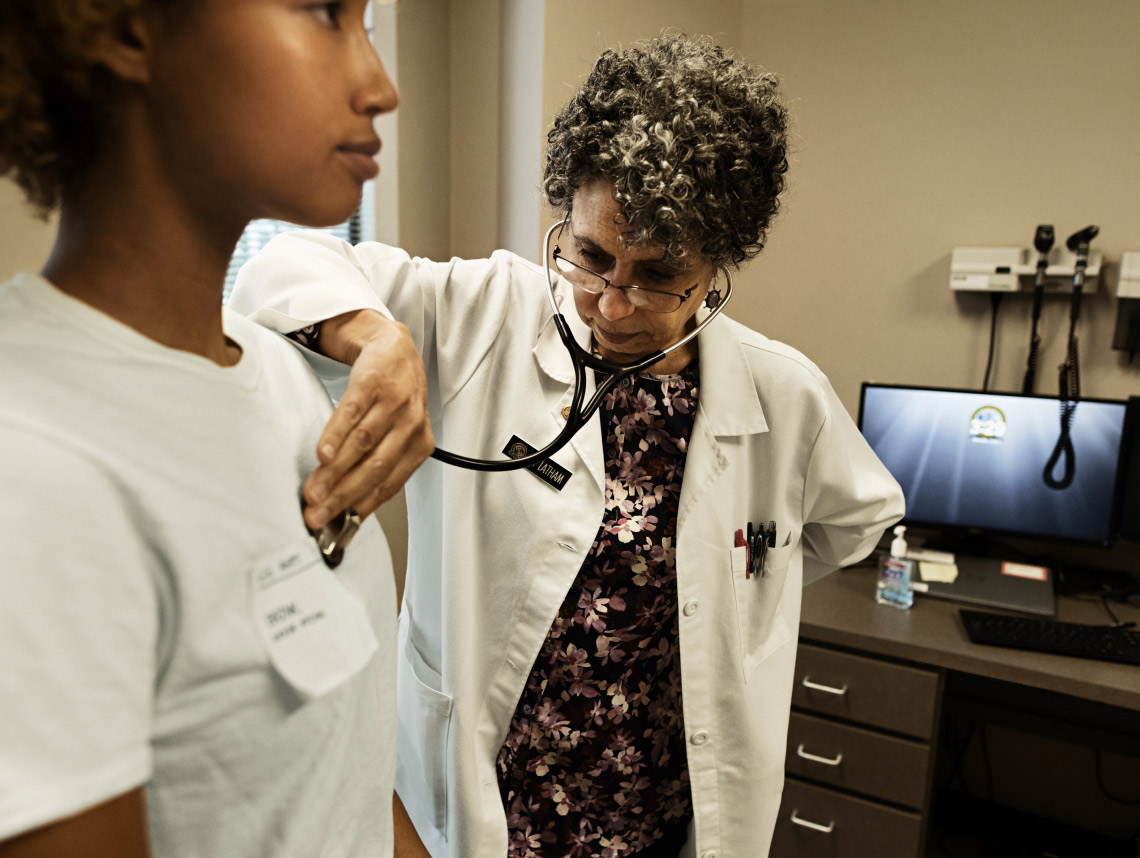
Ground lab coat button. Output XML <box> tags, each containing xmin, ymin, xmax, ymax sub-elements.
<box><xmin>690</xmin><ymin>730</ymin><xmax>710</xmax><ymax>746</ymax></box>
<box><xmin>682</xmin><ymin>600</ymin><xmax>699</xmax><ymax>617</ymax></box>
<box><xmin>561</xmin><ymin>406</ymin><xmax>571</xmax><ymax>420</ymax></box>
<box><xmin>701</xmin><ymin>852</ymin><xmax>719</xmax><ymax>858</ymax></box>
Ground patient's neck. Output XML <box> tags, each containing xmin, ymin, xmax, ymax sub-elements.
<box><xmin>42</xmin><ymin>161</ymin><xmax>245</xmax><ymax>367</ymax></box>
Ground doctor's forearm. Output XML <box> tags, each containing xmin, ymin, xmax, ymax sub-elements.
<box><xmin>316</xmin><ymin>309</ymin><xmax>395</xmax><ymax>366</ymax></box>
<box><xmin>298</xmin><ymin>306</ymin><xmax>432</xmax><ymax>528</ymax></box>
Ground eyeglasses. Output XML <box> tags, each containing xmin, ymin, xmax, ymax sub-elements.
<box><xmin>552</xmin><ymin>245</ymin><xmax>698</xmax><ymax>313</ymax></box>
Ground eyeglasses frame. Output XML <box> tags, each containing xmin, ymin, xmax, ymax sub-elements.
<box><xmin>551</xmin><ymin>245</ymin><xmax>700</xmax><ymax>313</ymax></box>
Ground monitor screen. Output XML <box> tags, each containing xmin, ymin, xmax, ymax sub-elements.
<box><xmin>858</xmin><ymin>384</ymin><xmax>1129</xmax><ymax>547</ymax></box>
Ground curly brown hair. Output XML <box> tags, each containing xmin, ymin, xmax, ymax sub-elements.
<box><xmin>0</xmin><ymin>0</ymin><xmax>155</xmax><ymax>216</ymax></box>
<box><xmin>544</xmin><ymin>34</ymin><xmax>790</xmax><ymax>268</ymax></box>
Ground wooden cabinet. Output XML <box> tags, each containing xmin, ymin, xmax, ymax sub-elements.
<box><xmin>772</xmin><ymin>642</ymin><xmax>943</xmax><ymax>858</ymax></box>
<box><xmin>781</xmin><ymin>565</ymin><xmax>1140</xmax><ymax>856</ymax></box>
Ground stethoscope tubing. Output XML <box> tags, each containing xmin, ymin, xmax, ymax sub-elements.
<box><xmin>429</xmin><ymin>221</ymin><xmax>733</xmax><ymax>471</ymax></box>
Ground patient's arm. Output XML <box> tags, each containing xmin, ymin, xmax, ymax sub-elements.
<box><xmin>0</xmin><ymin>789</ymin><xmax>150</xmax><ymax>858</ymax></box>
<box><xmin>392</xmin><ymin>792</ymin><xmax>431</xmax><ymax>858</ymax></box>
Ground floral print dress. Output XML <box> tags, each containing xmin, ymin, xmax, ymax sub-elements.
<box><xmin>497</xmin><ymin>361</ymin><xmax>700</xmax><ymax>858</ymax></box>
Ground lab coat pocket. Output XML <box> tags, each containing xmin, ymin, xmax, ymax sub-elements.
<box><xmin>730</xmin><ymin>538</ymin><xmax>794</xmax><ymax>681</ymax></box>
<box><xmin>396</xmin><ymin>616</ymin><xmax>453</xmax><ymax>840</ymax></box>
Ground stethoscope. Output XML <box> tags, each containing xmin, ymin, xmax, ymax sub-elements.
<box><xmin>430</xmin><ymin>220</ymin><xmax>734</xmax><ymax>472</ymax></box>
<box><xmin>314</xmin><ymin>220</ymin><xmax>734</xmax><ymax>567</ymax></box>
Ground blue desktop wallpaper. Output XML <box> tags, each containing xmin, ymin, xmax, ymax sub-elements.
<box><xmin>860</xmin><ymin>387</ymin><xmax>1126</xmax><ymax>543</ymax></box>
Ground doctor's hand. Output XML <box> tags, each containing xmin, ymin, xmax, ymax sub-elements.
<box><xmin>302</xmin><ymin>309</ymin><xmax>434</xmax><ymax>531</ymax></box>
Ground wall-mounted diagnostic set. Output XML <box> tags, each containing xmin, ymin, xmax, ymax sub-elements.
<box><xmin>1114</xmin><ymin>251</ymin><xmax>1140</xmax><ymax>357</ymax></box>
<box><xmin>949</xmin><ymin>243</ymin><xmax>1103</xmax><ymax>293</ymax></box>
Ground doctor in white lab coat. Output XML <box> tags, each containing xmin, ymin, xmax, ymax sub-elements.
<box><xmin>233</xmin><ymin>36</ymin><xmax>903</xmax><ymax>858</ymax></box>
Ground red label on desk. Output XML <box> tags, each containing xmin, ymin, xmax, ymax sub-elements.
<box><xmin>1001</xmin><ymin>561</ymin><xmax>1049</xmax><ymax>582</ymax></box>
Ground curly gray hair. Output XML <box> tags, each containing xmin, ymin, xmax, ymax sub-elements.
<box><xmin>544</xmin><ymin>34</ymin><xmax>789</xmax><ymax>268</ymax></box>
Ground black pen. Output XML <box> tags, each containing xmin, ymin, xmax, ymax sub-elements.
<box><xmin>751</xmin><ymin>521</ymin><xmax>766</xmax><ymax>579</ymax></box>
<box><xmin>749</xmin><ymin>520</ymin><xmax>777</xmax><ymax>578</ymax></box>
<box><xmin>746</xmin><ymin>522</ymin><xmax>756</xmax><ymax>579</ymax></box>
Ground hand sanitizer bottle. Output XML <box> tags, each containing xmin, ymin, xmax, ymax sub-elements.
<box><xmin>876</xmin><ymin>525</ymin><xmax>915</xmax><ymax>609</ymax></box>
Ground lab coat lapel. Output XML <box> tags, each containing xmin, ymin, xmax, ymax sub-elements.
<box><xmin>532</xmin><ymin>299</ymin><xmax>605</xmax><ymax>495</ymax></box>
<box><xmin>695</xmin><ymin>316</ymin><xmax>769</xmax><ymax>438</ymax></box>
<box><xmin>680</xmin><ymin>316</ymin><xmax>768</xmax><ymax>515</ymax></box>
<box><xmin>532</xmin><ymin>295</ymin><xmax>577</xmax><ymax>385</ymax></box>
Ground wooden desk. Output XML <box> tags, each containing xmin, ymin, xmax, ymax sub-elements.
<box><xmin>799</xmin><ymin>565</ymin><xmax>1140</xmax><ymax>712</ymax></box>
<box><xmin>772</xmin><ymin>565</ymin><xmax>1140</xmax><ymax>858</ymax></box>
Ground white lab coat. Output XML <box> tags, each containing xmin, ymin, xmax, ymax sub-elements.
<box><xmin>232</xmin><ymin>232</ymin><xmax>904</xmax><ymax>858</ymax></box>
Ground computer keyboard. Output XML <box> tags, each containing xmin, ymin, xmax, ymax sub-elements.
<box><xmin>959</xmin><ymin>609</ymin><xmax>1140</xmax><ymax>666</ymax></box>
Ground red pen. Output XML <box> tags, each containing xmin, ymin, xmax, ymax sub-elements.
<box><xmin>735</xmin><ymin>528</ymin><xmax>751</xmax><ymax>579</ymax></box>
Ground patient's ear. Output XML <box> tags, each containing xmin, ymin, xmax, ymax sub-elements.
<box><xmin>88</xmin><ymin>6</ymin><xmax>154</xmax><ymax>85</ymax></box>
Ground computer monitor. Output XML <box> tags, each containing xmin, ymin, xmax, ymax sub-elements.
<box><xmin>858</xmin><ymin>384</ymin><xmax>1129</xmax><ymax>549</ymax></box>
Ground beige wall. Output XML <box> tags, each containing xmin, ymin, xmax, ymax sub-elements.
<box><xmin>448</xmin><ymin>0</ymin><xmax>503</xmax><ymax>258</ymax></box>
<box><xmin>737</xmin><ymin>0</ymin><xmax>1140</xmax><ymax>414</ymax></box>
<box><xmin>0</xmin><ymin>179</ymin><xmax>57</xmax><ymax>281</ymax></box>
<box><xmin>542</xmin><ymin>0</ymin><xmax>743</xmax><ymax>109</ymax></box>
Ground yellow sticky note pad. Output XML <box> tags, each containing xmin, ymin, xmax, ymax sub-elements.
<box><xmin>919</xmin><ymin>561</ymin><xmax>959</xmax><ymax>583</ymax></box>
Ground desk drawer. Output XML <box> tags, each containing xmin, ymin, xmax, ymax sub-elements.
<box><xmin>785</xmin><ymin>712</ymin><xmax>929</xmax><ymax>808</ymax></box>
<box><xmin>773</xmin><ymin>776</ymin><xmax>923</xmax><ymax>858</ymax></box>
<box><xmin>792</xmin><ymin>643</ymin><xmax>939</xmax><ymax>738</ymax></box>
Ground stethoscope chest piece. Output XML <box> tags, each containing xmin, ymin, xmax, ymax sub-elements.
<box><xmin>308</xmin><ymin>506</ymin><xmax>363</xmax><ymax>569</ymax></box>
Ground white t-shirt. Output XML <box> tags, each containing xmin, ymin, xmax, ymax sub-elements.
<box><xmin>0</xmin><ymin>273</ymin><xmax>397</xmax><ymax>857</ymax></box>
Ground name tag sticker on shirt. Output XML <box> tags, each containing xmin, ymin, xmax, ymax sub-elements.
<box><xmin>249</xmin><ymin>540</ymin><xmax>379</xmax><ymax>701</ymax></box>
<box><xmin>502</xmin><ymin>435</ymin><xmax>572</xmax><ymax>490</ymax></box>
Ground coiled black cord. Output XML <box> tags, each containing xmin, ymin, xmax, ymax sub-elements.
<box><xmin>1044</xmin><ymin>324</ymin><xmax>1079</xmax><ymax>490</ymax></box>
<box><xmin>982</xmin><ymin>293</ymin><xmax>1002</xmax><ymax>392</ymax></box>
<box><xmin>1022</xmin><ymin>330</ymin><xmax>1040</xmax><ymax>395</ymax></box>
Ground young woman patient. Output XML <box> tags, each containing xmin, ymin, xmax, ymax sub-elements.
<box><xmin>0</xmin><ymin>1</ymin><xmax>431</xmax><ymax>856</ymax></box>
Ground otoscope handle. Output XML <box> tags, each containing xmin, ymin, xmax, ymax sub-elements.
<box><xmin>1070</xmin><ymin>260</ymin><xmax>1087</xmax><ymax>322</ymax></box>
<box><xmin>1065</xmin><ymin>225</ymin><xmax>1098</xmax><ymax>324</ymax></box>
<box><xmin>1028</xmin><ymin>224</ymin><xmax>1054</xmax><ymax>322</ymax></box>
<box><xmin>1030</xmin><ymin>263</ymin><xmax>1047</xmax><ymax>319</ymax></box>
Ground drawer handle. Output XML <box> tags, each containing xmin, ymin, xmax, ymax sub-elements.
<box><xmin>796</xmin><ymin>744</ymin><xmax>843</xmax><ymax>766</ymax></box>
<box><xmin>790</xmin><ymin>810</ymin><xmax>835</xmax><ymax>834</ymax></box>
<box><xmin>801</xmin><ymin>676</ymin><xmax>848</xmax><ymax>696</ymax></box>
